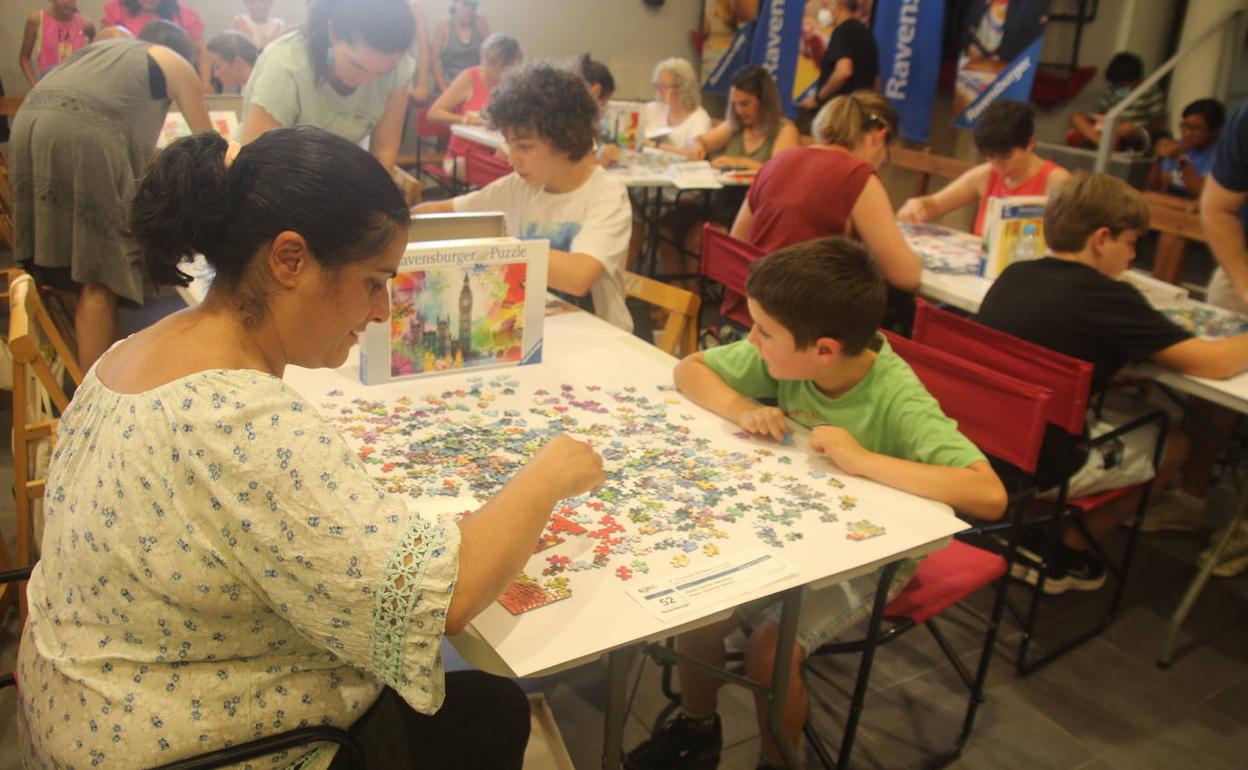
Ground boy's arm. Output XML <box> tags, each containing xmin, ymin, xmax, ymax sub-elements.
<box><xmin>1150</xmin><ymin>334</ymin><xmax>1248</xmax><ymax>380</ymax></box>
<box><xmin>810</xmin><ymin>426</ymin><xmax>1008</xmax><ymax>520</ymax></box>
<box><xmin>1043</xmin><ymin>166</ymin><xmax>1071</xmax><ymax>196</ymax></box>
<box><xmin>19</xmin><ymin>13</ymin><xmax>39</xmax><ymax>87</ymax></box>
<box><xmin>674</xmin><ymin>353</ymin><xmax>788</xmax><ymax>441</ymax></box>
<box><xmin>1069</xmin><ymin>112</ymin><xmax>1100</xmax><ymax>144</ymax></box>
<box><xmin>547</xmin><ymin>250</ymin><xmax>604</xmax><ymax>297</ymax></box>
<box><xmin>411</xmin><ymin>199</ymin><xmax>456</xmax><ymax>214</ymax></box>
<box><xmin>897</xmin><ymin>163</ymin><xmax>989</xmax><ymax>224</ymax></box>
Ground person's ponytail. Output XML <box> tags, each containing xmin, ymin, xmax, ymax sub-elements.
<box><xmin>128</xmin><ymin>132</ymin><xmax>231</xmax><ymax>287</ymax></box>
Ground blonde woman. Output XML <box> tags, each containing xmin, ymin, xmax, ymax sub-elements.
<box><xmin>732</xmin><ymin>91</ymin><xmax>921</xmax><ymax>293</ymax></box>
<box><xmin>642</xmin><ymin>57</ymin><xmax>713</xmax><ymax>156</ymax></box>
<box><xmin>717</xmin><ymin>92</ymin><xmax>920</xmax><ymax>326</ymax></box>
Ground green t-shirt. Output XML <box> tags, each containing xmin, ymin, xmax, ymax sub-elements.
<box><xmin>240</xmin><ymin>30</ymin><xmax>415</xmax><ymax>145</ymax></box>
<box><xmin>703</xmin><ymin>336</ymin><xmax>985</xmax><ymax>469</ymax></box>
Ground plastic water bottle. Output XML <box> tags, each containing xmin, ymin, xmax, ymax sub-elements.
<box><xmin>1013</xmin><ymin>224</ymin><xmax>1040</xmax><ymax>263</ymax></box>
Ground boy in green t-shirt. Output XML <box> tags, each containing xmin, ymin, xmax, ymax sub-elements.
<box><xmin>625</xmin><ymin>238</ymin><xmax>1007</xmax><ymax>770</ymax></box>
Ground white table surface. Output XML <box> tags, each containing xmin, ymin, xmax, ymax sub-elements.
<box><xmin>279</xmin><ymin>309</ymin><xmax>964</xmax><ymax>678</ymax></box>
<box><xmin>450</xmin><ymin>123</ymin><xmax>505</xmax><ymax>149</ymax></box>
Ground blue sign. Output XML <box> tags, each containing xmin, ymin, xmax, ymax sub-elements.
<box><xmin>874</xmin><ymin>0</ymin><xmax>945</xmax><ymax>143</ymax></box>
<box><xmin>704</xmin><ymin>0</ymin><xmax>806</xmax><ymax>117</ymax></box>
<box><xmin>954</xmin><ymin>35</ymin><xmax>1044</xmax><ymax>128</ymax></box>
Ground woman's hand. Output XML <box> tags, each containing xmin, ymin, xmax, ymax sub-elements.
<box><xmin>527</xmin><ymin>434</ymin><xmax>606</xmax><ymax>500</ymax></box>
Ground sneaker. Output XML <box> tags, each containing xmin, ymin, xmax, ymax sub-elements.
<box><xmin>1013</xmin><ymin>541</ymin><xmax>1107</xmax><ymax>595</ymax></box>
<box><xmin>1198</xmin><ymin>524</ymin><xmax>1248</xmax><ymax>578</ymax></box>
<box><xmin>1042</xmin><ymin>549</ymin><xmax>1109</xmax><ymax>594</ymax></box>
<box><xmin>624</xmin><ymin>713</ymin><xmax>722</xmax><ymax>770</ymax></box>
<box><xmin>1138</xmin><ymin>491</ymin><xmax>1210</xmax><ymax>534</ymax></box>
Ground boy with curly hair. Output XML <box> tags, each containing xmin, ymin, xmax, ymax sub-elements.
<box><xmin>415</xmin><ymin>62</ymin><xmax>634</xmax><ymax>332</ymax></box>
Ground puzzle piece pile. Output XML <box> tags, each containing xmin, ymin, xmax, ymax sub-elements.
<box><xmin>320</xmin><ymin>376</ymin><xmax>884</xmax><ymax>615</ymax></box>
<box><xmin>899</xmin><ymin>223</ymin><xmax>984</xmax><ymax>276</ymax></box>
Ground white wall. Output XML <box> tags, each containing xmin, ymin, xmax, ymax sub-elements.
<box><xmin>1028</xmin><ymin>0</ymin><xmax>1182</xmax><ymax>143</ymax></box>
<box><xmin>1</xmin><ymin>1</ymin><xmax>699</xmax><ymax>101</ymax></box>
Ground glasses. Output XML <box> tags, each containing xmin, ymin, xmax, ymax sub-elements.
<box><xmin>653</xmin><ymin>82</ymin><xmax>677</xmax><ymax>92</ymax></box>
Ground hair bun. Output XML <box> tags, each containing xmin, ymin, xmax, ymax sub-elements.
<box><xmin>128</xmin><ymin>132</ymin><xmax>232</xmax><ymax>286</ymax></box>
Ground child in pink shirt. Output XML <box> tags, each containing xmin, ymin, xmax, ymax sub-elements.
<box><xmin>19</xmin><ymin>0</ymin><xmax>96</xmax><ymax>86</ymax></box>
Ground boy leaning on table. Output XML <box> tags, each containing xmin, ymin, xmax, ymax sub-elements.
<box><xmin>976</xmin><ymin>173</ymin><xmax>1248</xmax><ymax>586</ymax></box>
<box><xmin>413</xmin><ymin>62</ymin><xmax>634</xmax><ymax>333</ymax></box>
<box><xmin>625</xmin><ymin>238</ymin><xmax>1008</xmax><ymax>770</ymax></box>
<box><xmin>896</xmin><ymin>99</ymin><xmax>1070</xmax><ymax>237</ymax></box>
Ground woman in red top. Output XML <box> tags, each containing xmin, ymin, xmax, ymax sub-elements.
<box><xmin>428</xmin><ymin>33</ymin><xmax>522</xmax><ymax>169</ymax></box>
<box><xmin>726</xmin><ymin>91</ymin><xmax>922</xmax><ymax>321</ymax></box>
<box><xmin>898</xmin><ymin>99</ymin><xmax>1069</xmax><ymax>236</ymax></box>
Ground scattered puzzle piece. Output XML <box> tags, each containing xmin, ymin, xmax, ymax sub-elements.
<box><xmin>845</xmin><ymin>519</ymin><xmax>886</xmax><ymax>541</ymax></box>
<box><xmin>498</xmin><ymin>574</ymin><xmax>574</xmax><ymax>615</ymax></box>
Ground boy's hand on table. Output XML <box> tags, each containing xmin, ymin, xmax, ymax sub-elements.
<box><xmin>810</xmin><ymin>426</ymin><xmax>870</xmax><ymax>476</ymax></box>
<box><xmin>737</xmin><ymin>406</ymin><xmax>788</xmax><ymax>442</ymax></box>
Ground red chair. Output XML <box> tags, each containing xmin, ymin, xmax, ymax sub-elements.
<box><xmin>698</xmin><ymin>224</ymin><xmax>763</xmax><ymax>329</ymax></box>
<box><xmin>412</xmin><ymin>107</ymin><xmax>457</xmax><ymax>193</ymax></box>
<box><xmin>462</xmin><ymin>144</ymin><xmax>512</xmax><ymax>189</ymax></box>
<box><xmin>911</xmin><ymin>298</ymin><xmax>1169</xmax><ymax>675</ymax></box>
<box><xmin>803</xmin><ymin>332</ymin><xmax>1052</xmax><ymax>769</ymax></box>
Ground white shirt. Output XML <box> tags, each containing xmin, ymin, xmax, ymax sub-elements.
<box><xmin>453</xmin><ymin>166</ymin><xmax>634</xmax><ymax>333</ymax></box>
<box><xmin>641</xmin><ymin>102</ymin><xmax>714</xmax><ymax>151</ymax></box>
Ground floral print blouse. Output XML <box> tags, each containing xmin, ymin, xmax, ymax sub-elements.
<box><xmin>18</xmin><ymin>369</ymin><xmax>460</xmax><ymax>769</ymax></box>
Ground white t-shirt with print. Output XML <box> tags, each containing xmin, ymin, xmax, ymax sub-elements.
<box><xmin>641</xmin><ymin>102</ymin><xmax>714</xmax><ymax>151</ymax></box>
<box><xmin>453</xmin><ymin>166</ymin><xmax>634</xmax><ymax>332</ymax></box>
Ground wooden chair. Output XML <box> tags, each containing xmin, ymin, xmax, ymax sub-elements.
<box><xmin>623</xmin><ymin>272</ymin><xmax>701</xmax><ymax>357</ymax></box>
<box><xmin>8</xmin><ymin>272</ymin><xmax>84</xmax><ymax>622</ymax></box>
<box><xmin>391</xmin><ymin>165</ymin><xmax>422</xmax><ymax>207</ymax></box>
<box><xmin>1</xmin><ymin>97</ymin><xmax>24</xmax><ymax>251</ymax></box>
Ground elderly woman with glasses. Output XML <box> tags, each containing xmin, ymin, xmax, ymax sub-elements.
<box><xmin>641</xmin><ymin>57</ymin><xmax>713</xmax><ymax>157</ymax></box>
<box><xmin>724</xmin><ymin>91</ymin><xmax>922</xmax><ymax>321</ymax></box>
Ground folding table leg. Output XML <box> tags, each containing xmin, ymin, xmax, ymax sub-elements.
<box><xmin>602</xmin><ymin>642</ymin><xmax>644</xmax><ymax>769</ymax></box>
<box><xmin>1160</xmin><ymin>481</ymin><xmax>1248</xmax><ymax>667</ymax></box>
<box><xmin>767</xmin><ymin>587</ymin><xmax>805</xmax><ymax>769</ymax></box>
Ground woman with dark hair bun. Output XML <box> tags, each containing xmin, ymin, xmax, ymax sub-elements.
<box><xmin>9</xmin><ymin>22</ymin><xmax>211</xmax><ymax>370</ymax></box>
<box><xmin>16</xmin><ymin>126</ymin><xmax>605</xmax><ymax>770</ymax></box>
<box><xmin>240</xmin><ymin>0</ymin><xmax>416</xmax><ymax>170</ymax></box>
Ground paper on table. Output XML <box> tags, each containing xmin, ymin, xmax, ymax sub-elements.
<box><xmin>666</xmin><ymin>161</ymin><xmax>723</xmax><ymax>190</ymax></box>
<box><xmin>625</xmin><ymin>548</ymin><xmax>798</xmax><ymax>623</ymax></box>
<box><xmin>645</xmin><ymin>125</ymin><xmax>674</xmax><ymax>141</ymax></box>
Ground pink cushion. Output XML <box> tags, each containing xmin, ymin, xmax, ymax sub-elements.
<box><xmin>884</xmin><ymin>540</ymin><xmax>1006</xmax><ymax>625</ymax></box>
